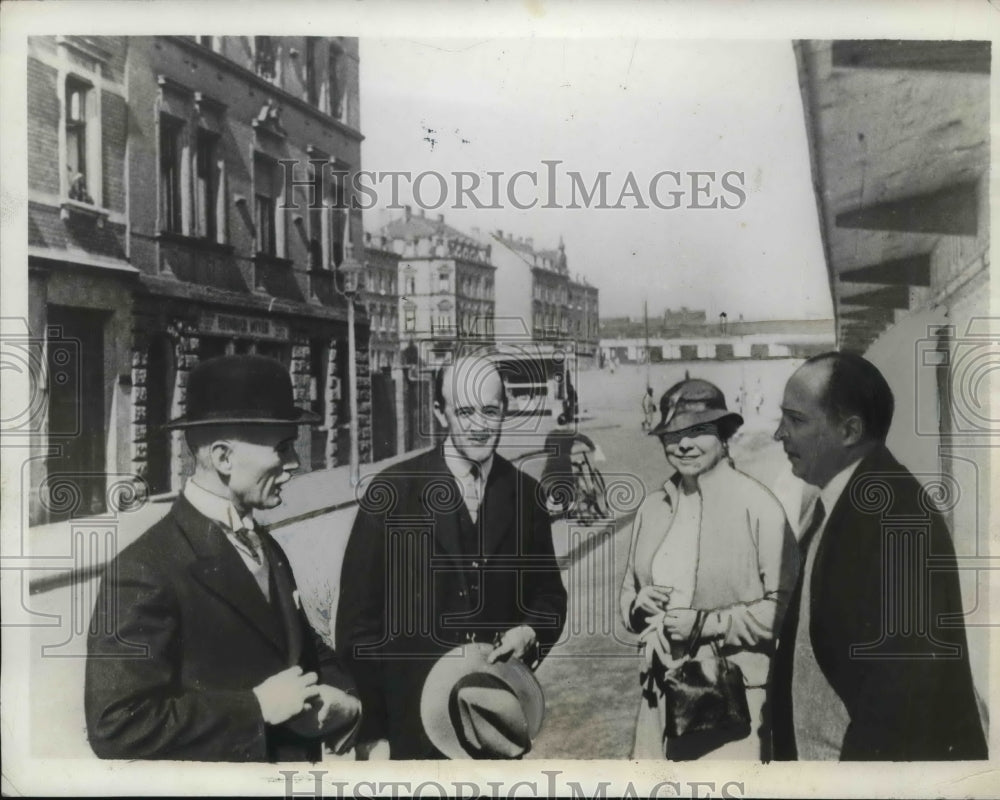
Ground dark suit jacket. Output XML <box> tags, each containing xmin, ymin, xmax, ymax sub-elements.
<box><xmin>85</xmin><ymin>495</ymin><xmax>358</xmax><ymax>761</ymax></box>
<box><xmin>772</xmin><ymin>446</ymin><xmax>987</xmax><ymax>760</ymax></box>
<box><xmin>335</xmin><ymin>446</ymin><xmax>568</xmax><ymax>759</ymax></box>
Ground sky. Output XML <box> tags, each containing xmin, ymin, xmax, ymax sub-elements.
<box><xmin>358</xmin><ymin>37</ymin><xmax>833</xmax><ymax>322</ymax></box>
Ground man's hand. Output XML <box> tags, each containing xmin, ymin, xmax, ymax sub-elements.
<box><xmin>487</xmin><ymin>625</ymin><xmax>537</xmax><ymax>664</ymax></box>
<box><xmin>313</xmin><ymin>684</ymin><xmax>362</xmax><ymax>731</ymax></box>
<box><xmin>633</xmin><ymin>584</ymin><xmax>673</xmax><ymax>616</ymax></box>
<box><xmin>355</xmin><ymin>738</ymin><xmax>390</xmax><ymax>760</ymax></box>
<box><xmin>253</xmin><ymin>666</ymin><xmax>319</xmax><ymax>725</ymax></box>
<box><xmin>661</xmin><ymin>608</ymin><xmax>699</xmax><ymax>641</ymax></box>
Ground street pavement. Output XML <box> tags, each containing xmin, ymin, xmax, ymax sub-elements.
<box><xmin>24</xmin><ymin>358</ymin><xmax>803</xmax><ymax>761</ymax></box>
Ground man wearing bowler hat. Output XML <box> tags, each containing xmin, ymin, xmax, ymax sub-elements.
<box><xmin>86</xmin><ymin>355</ymin><xmax>361</xmax><ymax>761</ymax></box>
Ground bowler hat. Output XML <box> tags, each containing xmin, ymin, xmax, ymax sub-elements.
<box><xmin>166</xmin><ymin>355</ymin><xmax>321</xmax><ymax>428</ymax></box>
<box><xmin>420</xmin><ymin>642</ymin><xmax>545</xmax><ymax>759</ymax></box>
<box><xmin>649</xmin><ymin>378</ymin><xmax>742</xmax><ymax>438</ymax></box>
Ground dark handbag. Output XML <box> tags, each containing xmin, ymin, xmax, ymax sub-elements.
<box><xmin>654</xmin><ymin>611</ymin><xmax>752</xmax><ymax>755</ymax></box>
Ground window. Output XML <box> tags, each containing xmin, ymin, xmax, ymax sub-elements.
<box><xmin>304</xmin><ymin>37</ymin><xmax>318</xmax><ymax>106</ymax></box>
<box><xmin>254</xmin><ymin>36</ymin><xmax>278</xmax><ymax>82</ymax></box>
<box><xmin>194</xmin><ymin>130</ymin><xmax>221</xmax><ymax>241</ymax></box>
<box><xmin>404</xmin><ymin>303</ymin><xmax>416</xmax><ymax>332</ymax></box>
<box><xmin>308</xmin><ymin>160</ymin><xmax>324</xmax><ymax>269</ymax></box>
<box><xmin>438</xmin><ymin>269</ymin><xmax>449</xmax><ymax>293</ymax></box>
<box><xmin>330</xmin><ymin>169</ymin><xmax>348</xmax><ymax>267</ymax></box>
<box><xmin>65</xmin><ymin>77</ymin><xmax>93</xmax><ymax>203</ymax></box>
<box><xmin>159</xmin><ymin>117</ymin><xmax>182</xmax><ymax>233</ymax></box>
<box><xmin>254</xmin><ymin>154</ymin><xmax>279</xmax><ymax>256</ymax></box>
<box><xmin>406</xmin><ymin>275</ymin><xmax>416</xmax><ymax>295</ymax></box>
<box><xmin>327</xmin><ymin>46</ymin><xmax>343</xmax><ymax>120</ymax></box>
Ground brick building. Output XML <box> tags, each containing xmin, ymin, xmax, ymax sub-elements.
<box><xmin>27</xmin><ymin>36</ymin><xmax>134</xmax><ymax>525</ymax></box>
<box><xmin>27</xmin><ymin>35</ymin><xmax>371</xmax><ymax>523</ymax></box>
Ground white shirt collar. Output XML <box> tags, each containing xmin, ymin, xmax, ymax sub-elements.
<box><xmin>184</xmin><ymin>479</ymin><xmax>255</xmax><ymax>532</ymax></box>
<box><xmin>818</xmin><ymin>458</ymin><xmax>863</xmax><ymax>519</ymax></box>
<box><xmin>442</xmin><ymin>438</ymin><xmax>494</xmax><ymax>485</ymax></box>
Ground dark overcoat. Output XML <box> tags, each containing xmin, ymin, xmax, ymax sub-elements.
<box><xmin>85</xmin><ymin>495</ymin><xmax>358</xmax><ymax>761</ymax></box>
<box><xmin>771</xmin><ymin>446</ymin><xmax>987</xmax><ymax>760</ymax></box>
<box><xmin>335</xmin><ymin>446</ymin><xmax>568</xmax><ymax>759</ymax></box>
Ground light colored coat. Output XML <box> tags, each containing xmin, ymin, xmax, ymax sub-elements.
<box><xmin>620</xmin><ymin>459</ymin><xmax>798</xmax><ymax>687</ymax></box>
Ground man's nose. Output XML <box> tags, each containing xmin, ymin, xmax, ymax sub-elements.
<box><xmin>773</xmin><ymin>422</ymin><xmax>785</xmax><ymax>442</ymax></box>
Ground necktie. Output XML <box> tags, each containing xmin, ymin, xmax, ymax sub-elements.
<box><xmin>467</xmin><ymin>463</ymin><xmax>481</xmax><ymax>523</ymax></box>
<box><xmin>233</xmin><ymin>526</ymin><xmax>262</xmax><ymax>565</ymax></box>
<box><xmin>799</xmin><ymin>499</ymin><xmax>826</xmax><ymax>557</ymax></box>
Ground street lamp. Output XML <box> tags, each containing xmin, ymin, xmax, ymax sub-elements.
<box><xmin>337</xmin><ymin>256</ymin><xmax>364</xmax><ymax>487</ymax></box>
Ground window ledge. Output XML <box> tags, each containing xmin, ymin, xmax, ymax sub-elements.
<box><xmin>254</xmin><ymin>253</ymin><xmax>294</xmax><ymax>269</ymax></box>
<box><xmin>156</xmin><ymin>230</ymin><xmax>234</xmax><ymax>254</ymax></box>
<box><xmin>60</xmin><ymin>200</ymin><xmax>110</xmax><ymax>227</ymax></box>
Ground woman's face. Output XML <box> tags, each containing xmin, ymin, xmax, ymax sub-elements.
<box><xmin>660</xmin><ymin>423</ymin><xmax>726</xmax><ymax>478</ymax></box>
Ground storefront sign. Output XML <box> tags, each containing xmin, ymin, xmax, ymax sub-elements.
<box><xmin>199</xmin><ymin>312</ymin><xmax>290</xmax><ymax>341</ymax></box>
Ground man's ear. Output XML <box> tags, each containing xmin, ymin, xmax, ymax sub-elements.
<box><xmin>432</xmin><ymin>402</ymin><xmax>449</xmax><ymax>430</ymax></box>
<box><xmin>841</xmin><ymin>414</ymin><xmax>864</xmax><ymax>447</ymax></box>
<box><xmin>209</xmin><ymin>440</ymin><xmax>234</xmax><ymax>475</ymax></box>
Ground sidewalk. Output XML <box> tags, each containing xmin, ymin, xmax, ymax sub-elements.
<box><xmin>24</xmin><ymin>416</ymin><xmax>574</xmax><ymax>594</ymax></box>
<box><xmin>22</xmin><ymin>415</ymin><xmax>598</xmax><ymax>760</ymax></box>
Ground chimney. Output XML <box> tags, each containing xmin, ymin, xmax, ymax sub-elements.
<box><xmin>497</xmin><ymin>229</ymin><xmax>503</xmax><ymax>239</ymax></box>
<box><xmin>418</xmin><ymin>208</ymin><xmax>426</xmax><ymax>218</ymax></box>
<box><xmin>438</xmin><ymin>213</ymin><xmax>445</xmax><ymax>223</ymax></box>
<box><xmin>526</xmin><ymin>236</ymin><xmax>534</xmax><ymax>248</ymax></box>
<box><xmin>404</xmin><ymin>205</ymin><xmax>412</xmax><ymax>221</ymax></box>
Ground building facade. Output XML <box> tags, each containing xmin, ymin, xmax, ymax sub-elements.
<box><xmin>490</xmin><ymin>231</ymin><xmax>600</xmax><ymax>368</ymax></box>
<box><xmin>378</xmin><ymin>208</ymin><xmax>496</xmax><ymax>366</ymax></box>
<box><xmin>27</xmin><ymin>35</ymin><xmax>371</xmax><ymax>524</ymax></box>
<box><xmin>795</xmin><ymin>38</ymin><xmax>989</xmax><ymax>713</ymax></box>
<box><xmin>361</xmin><ymin>233</ymin><xmax>401</xmax><ymax>371</ymax></box>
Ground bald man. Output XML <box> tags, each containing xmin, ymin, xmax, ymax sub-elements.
<box><xmin>336</xmin><ymin>355</ymin><xmax>567</xmax><ymax>759</ymax></box>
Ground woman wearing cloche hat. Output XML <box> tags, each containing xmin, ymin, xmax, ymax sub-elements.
<box><xmin>619</xmin><ymin>378</ymin><xmax>799</xmax><ymax>761</ymax></box>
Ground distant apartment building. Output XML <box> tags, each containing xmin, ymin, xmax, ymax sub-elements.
<box><xmin>26</xmin><ymin>35</ymin><xmax>370</xmax><ymax>523</ymax></box>
<box><xmin>490</xmin><ymin>231</ymin><xmax>600</xmax><ymax>367</ymax></box>
<box><xmin>361</xmin><ymin>232</ymin><xmax>401</xmax><ymax>371</ymax></box>
<box><xmin>377</xmin><ymin>207</ymin><xmax>496</xmax><ymax>366</ymax></box>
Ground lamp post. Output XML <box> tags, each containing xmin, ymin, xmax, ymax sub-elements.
<box><xmin>338</xmin><ymin>256</ymin><xmax>364</xmax><ymax>487</ymax></box>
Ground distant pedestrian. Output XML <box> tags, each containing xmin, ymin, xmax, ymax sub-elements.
<box><xmin>641</xmin><ymin>387</ymin><xmax>656</xmax><ymax>431</ymax></box>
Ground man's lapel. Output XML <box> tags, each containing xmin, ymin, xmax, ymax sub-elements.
<box><xmin>173</xmin><ymin>495</ymin><xmax>286</xmax><ymax>655</ymax></box>
<box><xmin>422</xmin><ymin>446</ymin><xmax>465</xmax><ymax>557</ymax></box>
<box><xmin>482</xmin><ymin>456</ymin><xmax>516</xmax><ymax>555</ymax></box>
<box><xmin>810</xmin><ymin>446</ymin><xmax>891</xmax><ymax>607</ymax></box>
<box><xmin>260</xmin><ymin>533</ymin><xmax>304</xmax><ymax>665</ymax></box>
